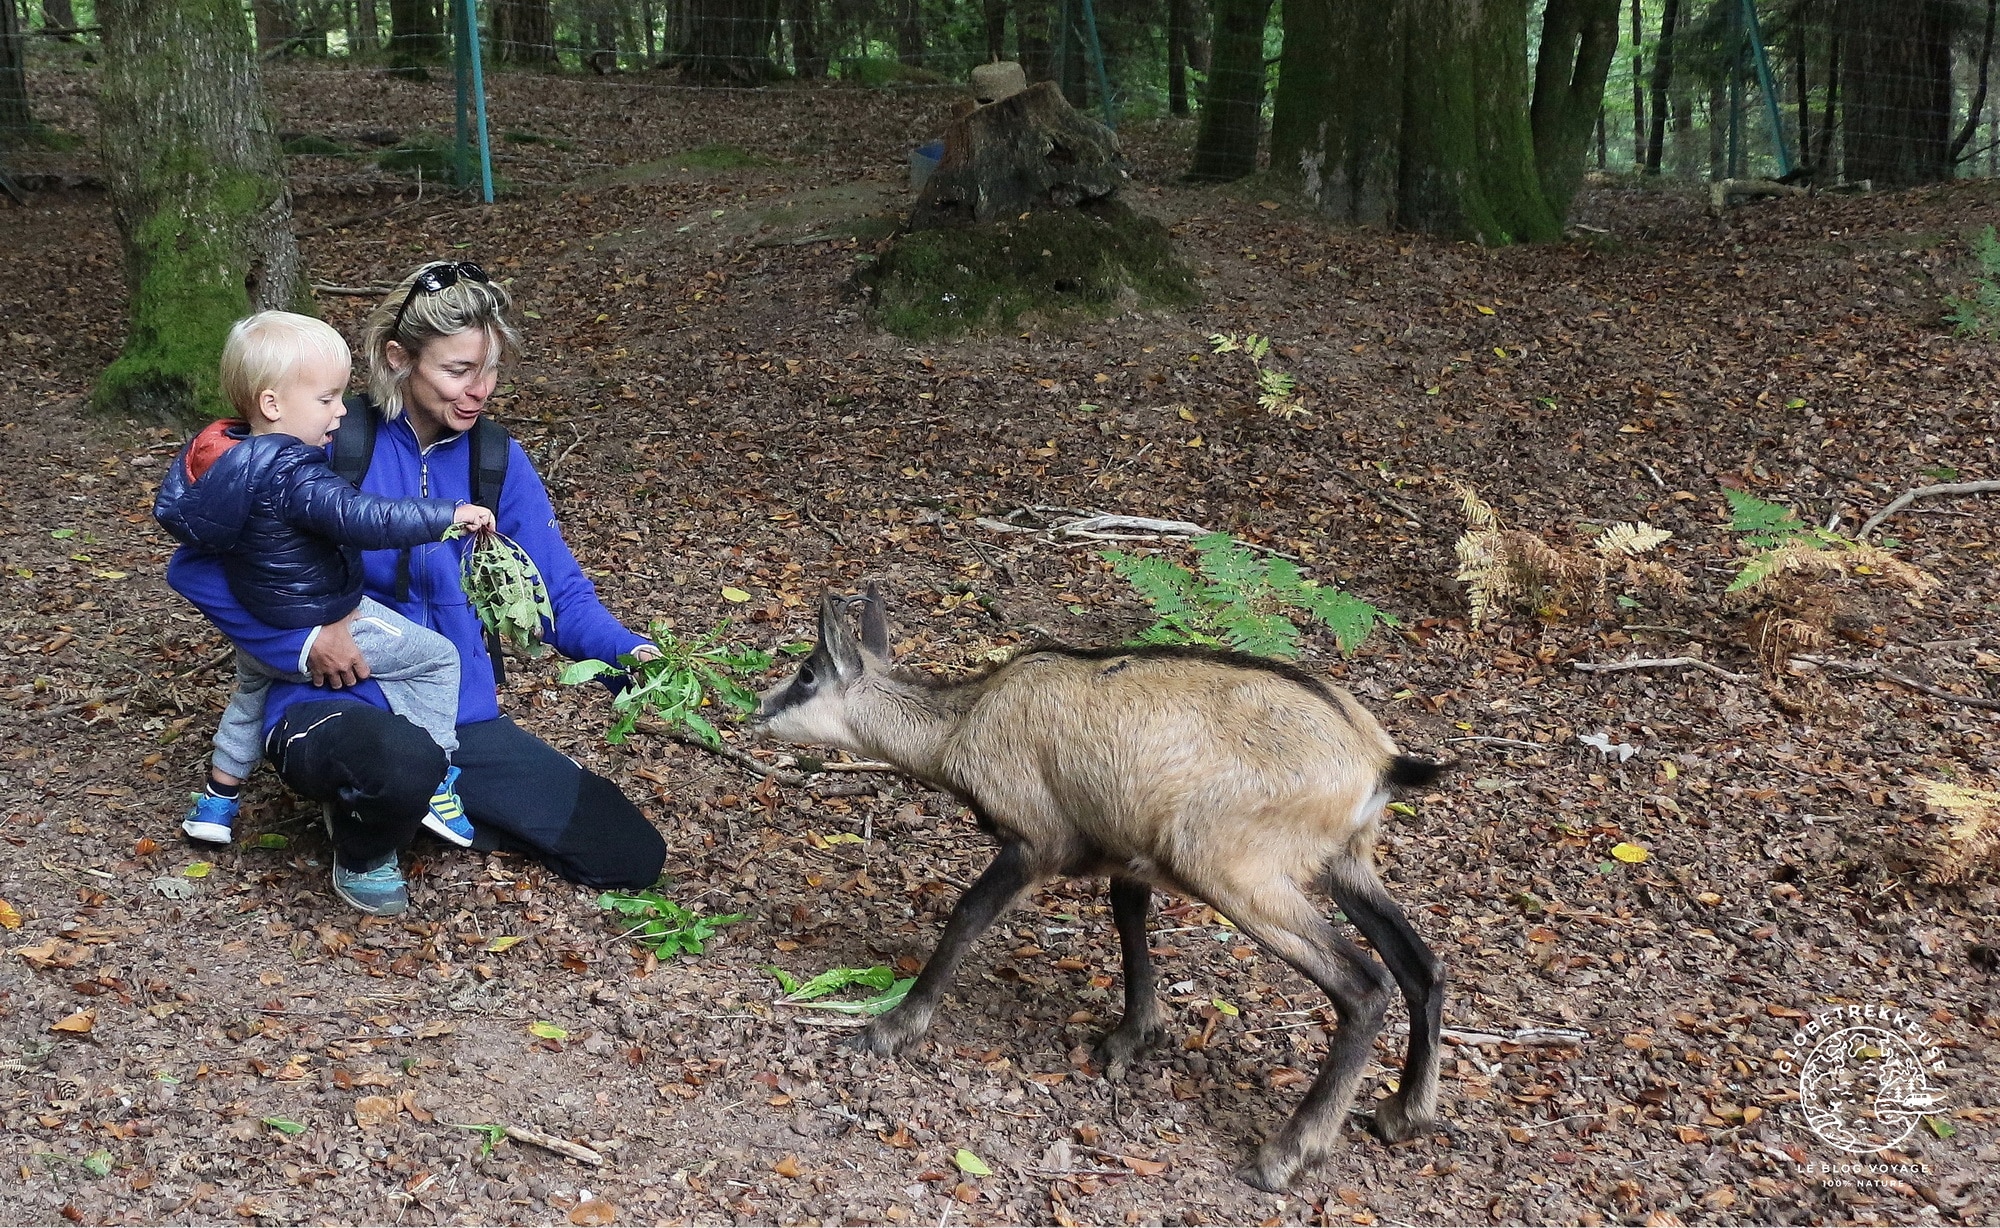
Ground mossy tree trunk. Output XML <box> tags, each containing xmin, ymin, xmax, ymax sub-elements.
<box><xmin>1269</xmin><ymin>0</ymin><xmax>1562</xmax><ymax>243</ymax></box>
<box><xmin>1185</xmin><ymin>0</ymin><xmax>1273</xmax><ymax>182</ymax></box>
<box><xmin>492</xmin><ymin>0</ymin><xmax>556</xmax><ymax>65</ymax></box>
<box><xmin>388</xmin><ymin>0</ymin><xmax>444</xmax><ymax>69</ymax></box>
<box><xmin>1</xmin><ymin>0</ymin><xmax>31</xmax><ymax>146</ymax></box>
<box><xmin>96</xmin><ymin>0</ymin><xmax>306</xmax><ymax>423</ymax></box>
<box><xmin>1839</xmin><ymin>0</ymin><xmax>1956</xmax><ymax>186</ymax></box>
<box><xmin>1529</xmin><ymin>0</ymin><xmax>1620</xmax><ymax>218</ymax></box>
<box><xmin>677</xmin><ymin>0</ymin><xmax>776</xmax><ymax>83</ymax></box>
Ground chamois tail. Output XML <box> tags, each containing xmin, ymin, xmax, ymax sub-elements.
<box><xmin>1384</xmin><ymin>755</ymin><xmax>1448</xmax><ymax>790</ymax></box>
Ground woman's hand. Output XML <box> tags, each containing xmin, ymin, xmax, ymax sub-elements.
<box><xmin>309</xmin><ymin>616</ymin><xmax>371</xmax><ymax>689</ymax></box>
<box><xmin>630</xmin><ymin>644</ymin><xmax>662</xmax><ymax>664</ymax></box>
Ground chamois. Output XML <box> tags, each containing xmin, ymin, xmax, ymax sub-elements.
<box><xmin>753</xmin><ymin>586</ymin><xmax>1449</xmax><ymax>1192</ymax></box>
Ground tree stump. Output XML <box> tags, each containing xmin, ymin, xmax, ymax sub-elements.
<box><xmin>909</xmin><ymin>81</ymin><xmax>1126</xmax><ymax>230</ymax></box>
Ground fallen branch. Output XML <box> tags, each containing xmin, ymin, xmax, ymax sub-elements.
<box><xmin>1442</xmin><ymin>1025</ymin><xmax>1591</xmax><ymax>1048</ymax></box>
<box><xmin>1791</xmin><ymin>655</ymin><xmax>2000</xmax><ymax>712</ymax></box>
<box><xmin>311</xmin><ymin>282</ymin><xmax>397</xmax><ymax>297</ymax></box>
<box><xmin>1444</xmin><ymin>736</ymin><xmax>1548</xmax><ymax>751</ymax></box>
<box><xmin>671</xmin><ymin>733</ymin><xmax>806</xmax><ymax>786</ymax></box>
<box><xmin>502</xmin><ymin>1124</ymin><xmax>605</xmax><ymax>1167</ymax></box>
<box><xmin>1857</xmin><ymin>480</ymin><xmax>2000</xmax><ymax>541</ymax></box>
<box><xmin>1571</xmin><ymin>656</ymin><xmax>1754</xmax><ymax>683</ymax></box>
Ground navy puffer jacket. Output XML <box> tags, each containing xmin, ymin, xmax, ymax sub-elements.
<box><xmin>155</xmin><ymin>421</ymin><xmax>460</xmax><ymax>630</ymax></box>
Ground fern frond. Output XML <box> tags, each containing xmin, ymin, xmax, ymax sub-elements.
<box><xmin>1595</xmin><ymin>522</ymin><xmax>1672</xmax><ymax>558</ymax></box>
<box><xmin>1917</xmin><ymin>777</ymin><xmax>2000</xmax><ymax>884</ymax></box>
<box><xmin>1215</xmin><ymin>607</ymin><xmax>1300</xmax><ymax>659</ymax></box>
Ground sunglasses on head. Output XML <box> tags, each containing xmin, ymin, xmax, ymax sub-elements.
<box><xmin>388</xmin><ymin>261</ymin><xmax>491</xmax><ymax>338</ymax></box>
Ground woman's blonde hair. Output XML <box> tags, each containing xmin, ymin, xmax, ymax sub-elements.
<box><xmin>220</xmin><ymin>311</ymin><xmax>351</xmax><ymax>416</ymax></box>
<box><xmin>361</xmin><ymin>262</ymin><xmax>522</xmax><ymax>419</ymax></box>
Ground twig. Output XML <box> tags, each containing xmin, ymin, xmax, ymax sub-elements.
<box><xmin>1441</xmin><ymin>1025</ymin><xmax>1591</xmax><ymax>1048</ymax></box>
<box><xmin>799</xmin><ymin>497</ymin><xmax>846</xmax><ymax>547</ymax></box>
<box><xmin>1444</xmin><ymin>736</ymin><xmax>1548</xmax><ymax>751</ymax></box>
<box><xmin>1377</xmin><ymin>497</ymin><xmax>1428</xmax><ymax>528</ymax></box>
<box><xmin>673</xmin><ymin>733</ymin><xmax>807</xmax><ymax>785</ymax></box>
<box><xmin>502</xmin><ymin>1124</ymin><xmax>605</xmax><ymax>1166</ymax></box>
<box><xmin>1621</xmin><ymin>624</ymin><xmax>1707</xmax><ymax>640</ymax></box>
<box><xmin>812</xmin><ymin>759</ymin><xmax>900</xmax><ymax>774</ymax></box>
<box><xmin>1791</xmin><ymin>655</ymin><xmax>2000</xmax><ymax>712</ymax></box>
<box><xmin>1570</xmin><ymin>656</ymin><xmax>1754</xmax><ymax>683</ymax></box>
<box><xmin>1857</xmin><ymin>480</ymin><xmax>2000</xmax><ymax>540</ymax></box>
<box><xmin>310</xmin><ymin>283</ymin><xmax>397</xmax><ymax>296</ymax></box>
<box><xmin>1639</xmin><ymin>462</ymin><xmax>1668</xmax><ymax>490</ymax></box>
<box><xmin>27</xmin><ymin>644</ymin><xmax>237</xmax><ymax>719</ymax></box>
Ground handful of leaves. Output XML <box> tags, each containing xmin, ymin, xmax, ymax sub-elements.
<box><xmin>454</xmin><ymin>528</ymin><xmax>554</xmax><ymax>655</ymax></box>
<box><xmin>598</xmin><ymin>888</ymin><xmax>743</xmax><ymax>958</ymax></box>
<box><xmin>765</xmin><ymin>964</ymin><xmax>914</xmax><ymax>1015</ymax></box>
<box><xmin>560</xmin><ymin>619</ymin><xmax>772</xmax><ymax>747</ymax></box>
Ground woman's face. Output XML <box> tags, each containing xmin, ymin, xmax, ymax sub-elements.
<box><xmin>393</xmin><ymin>329</ymin><xmax>497</xmax><ymax>444</ymax></box>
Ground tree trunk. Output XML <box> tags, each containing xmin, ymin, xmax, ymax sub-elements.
<box><xmin>1643</xmin><ymin>0</ymin><xmax>1677</xmax><ymax>173</ymax></box>
<box><xmin>41</xmin><ymin>0</ymin><xmax>75</xmax><ymax>39</ymax></box>
<box><xmin>1269</xmin><ymin>0</ymin><xmax>1561</xmax><ymax>242</ymax></box>
<box><xmin>492</xmin><ymin>0</ymin><xmax>555</xmax><ymax>65</ymax></box>
<box><xmin>1016</xmin><ymin>0</ymin><xmax>1052</xmax><ymax>82</ymax></box>
<box><xmin>678</xmin><ymin>0</ymin><xmax>776</xmax><ymax>83</ymax></box>
<box><xmin>790</xmin><ymin>0</ymin><xmax>824</xmax><ymax>76</ymax></box>
<box><xmin>982</xmin><ymin>0</ymin><xmax>1006</xmax><ymax>62</ymax></box>
<box><xmin>1816</xmin><ymin>28</ymin><xmax>1839</xmax><ymax>178</ymax></box>
<box><xmin>388</xmin><ymin>0</ymin><xmax>444</xmax><ymax>66</ymax></box>
<box><xmin>1185</xmin><ymin>0</ymin><xmax>1270</xmax><ymax>182</ymax></box>
<box><xmin>1950</xmin><ymin>0</ymin><xmax>1996</xmax><ymax>165</ymax></box>
<box><xmin>1838</xmin><ymin>0</ymin><xmax>1953</xmax><ymax>187</ymax></box>
<box><xmin>1530</xmin><ymin>0</ymin><xmax>1620</xmax><ymax>219</ymax></box>
<box><xmin>96</xmin><ymin>0</ymin><xmax>306</xmax><ymax>423</ymax></box>
<box><xmin>1</xmin><ymin>0</ymin><xmax>29</xmax><ymax>147</ymax></box>
<box><xmin>355</xmin><ymin>0</ymin><xmax>379</xmax><ymax>53</ymax></box>
<box><xmin>1629</xmin><ymin>0</ymin><xmax>1642</xmax><ymax>166</ymax></box>
<box><xmin>253</xmin><ymin>0</ymin><xmax>292</xmax><ymax>54</ymax></box>
<box><xmin>1167</xmin><ymin>0</ymin><xmax>1189</xmax><ymax>115</ymax></box>
<box><xmin>896</xmin><ymin>0</ymin><xmax>922</xmax><ymax>66</ymax></box>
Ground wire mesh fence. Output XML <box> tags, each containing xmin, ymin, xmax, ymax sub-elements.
<box><xmin>4</xmin><ymin>0</ymin><xmax>1996</xmax><ymax>192</ymax></box>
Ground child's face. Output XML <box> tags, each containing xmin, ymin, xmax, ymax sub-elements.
<box><xmin>254</xmin><ymin>355</ymin><xmax>351</xmax><ymax>447</ymax></box>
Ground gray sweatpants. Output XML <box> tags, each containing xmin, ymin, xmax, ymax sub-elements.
<box><xmin>211</xmin><ymin>597</ymin><xmax>461</xmax><ymax>779</ymax></box>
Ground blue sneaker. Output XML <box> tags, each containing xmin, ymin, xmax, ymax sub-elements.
<box><xmin>181</xmin><ymin>792</ymin><xmax>238</xmax><ymax>845</ymax></box>
<box><xmin>331</xmin><ymin>852</ymin><xmax>409</xmax><ymax>916</ymax></box>
<box><xmin>421</xmin><ymin>766</ymin><xmax>475</xmax><ymax>847</ymax></box>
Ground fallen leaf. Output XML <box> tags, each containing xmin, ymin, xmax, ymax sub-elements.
<box><xmin>1121</xmin><ymin>1154</ymin><xmax>1167</xmax><ymax>1176</ymax></box>
<box><xmin>721</xmin><ymin>586</ymin><xmax>752</xmax><ymax>603</ymax></box>
<box><xmin>773</xmin><ymin>1155</ymin><xmax>803</xmax><ymax>1178</ymax></box>
<box><xmin>50</xmin><ymin>1009</ymin><xmax>95</xmax><ymax>1034</ymax></box>
<box><xmin>182</xmin><ymin>862</ymin><xmax>212</xmax><ymax>879</ymax></box>
<box><xmin>568</xmin><ymin>1199</ymin><xmax>618</xmax><ymax>1225</ymax></box>
<box><xmin>134</xmin><ymin>837</ymin><xmax>159</xmax><ymax>856</ymax></box>
<box><xmin>952</xmin><ymin>1148</ymin><xmax>992</xmax><ymax>1177</ymax></box>
<box><xmin>528</xmin><ymin>1021</ymin><xmax>569</xmax><ymax>1040</ymax></box>
<box><xmin>1610</xmin><ymin>842</ymin><xmax>1650</xmax><ymax>864</ymax></box>
<box><xmin>486</xmin><ymin>935</ymin><xmax>525</xmax><ymax>953</ymax></box>
<box><xmin>353</xmin><ymin>1095</ymin><xmax>399</xmax><ymax>1128</ymax></box>
<box><xmin>262</xmin><ymin>1116</ymin><xmax>307</xmax><ymax>1136</ymax></box>
<box><xmin>0</xmin><ymin>899</ymin><xmax>19</xmax><ymax>928</ymax></box>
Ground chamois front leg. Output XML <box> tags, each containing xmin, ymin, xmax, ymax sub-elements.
<box><xmin>1096</xmin><ymin>875</ymin><xmax>1165</xmax><ymax>1079</ymax></box>
<box><xmin>852</xmin><ymin>840</ymin><xmax>1039</xmax><ymax>1058</ymax></box>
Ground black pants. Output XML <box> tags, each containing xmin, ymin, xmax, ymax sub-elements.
<box><xmin>267</xmin><ymin>700</ymin><xmax>665</xmax><ymax>888</ymax></box>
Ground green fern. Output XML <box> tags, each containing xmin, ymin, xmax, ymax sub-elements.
<box><xmin>1722</xmin><ymin>489</ymin><xmax>1842</xmax><ymax>594</ymax></box>
<box><xmin>1944</xmin><ymin>225</ymin><xmax>2000</xmax><ymax>339</ymax></box>
<box><xmin>1104</xmin><ymin>532</ymin><xmax>1391</xmax><ymax>658</ymax></box>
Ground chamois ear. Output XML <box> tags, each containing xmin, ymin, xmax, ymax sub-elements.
<box><xmin>817</xmin><ymin>591</ymin><xmax>864</xmax><ymax>678</ymax></box>
<box><xmin>859</xmin><ymin>581</ymin><xmax>891</xmax><ymax>660</ymax></box>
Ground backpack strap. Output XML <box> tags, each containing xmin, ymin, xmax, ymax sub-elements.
<box><xmin>329</xmin><ymin>394</ymin><xmax>378</xmax><ymax>487</ymax></box>
<box><xmin>467</xmin><ymin>417</ymin><xmax>513</xmax><ymax>683</ymax></box>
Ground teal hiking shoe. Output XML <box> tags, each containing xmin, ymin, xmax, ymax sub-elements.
<box><xmin>331</xmin><ymin>852</ymin><xmax>409</xmax><ymax>916</ymax></box>
<box><xmin>420</xmin><ymin>765</ymin><xmax>474</xmax><ymax>847</ymax></box>
<box><xmin>181</xmin><ymin>792</ymin><xmax>238</xmax><ymax>845</ymax></box>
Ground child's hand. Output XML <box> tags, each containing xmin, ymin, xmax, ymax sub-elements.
<box><xmin>453</xmin><ymin>504</ymin><xmax>496</xmax><ymax>534</ymax></box>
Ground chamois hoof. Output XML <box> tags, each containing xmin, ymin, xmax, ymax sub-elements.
<box><xmin>1369</xmin><ymin>1091</ymin><xmax>1440</xmax><ymax>1144</ymax></box>
<box><xmin>847</xmin><ymin>1016</ymin><xmax>922</xmax><ymax>1058</ymax></box>
<box><xmin>1094</xmin><ymin>1021</ymin><xmax>1165</xmax><ymax>1080</ymax></box>
<box><xmin>1235</xmin><ymin>1143</ymin><xmax>1304</xmax><ymax>1193</ymax></box>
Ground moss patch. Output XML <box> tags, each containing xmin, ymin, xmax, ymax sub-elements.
<box><xmin>376</xmin><ymin>133</ymin><xmax>515</xmax><ymax>194</ymax></box>
<box><xmin>865</xmin><ymin>202</ymin><xmax>1198</xmax><ymax>341</ymax></box>
<box><xmin>502</xmin><ymin>130</ymin><xmax>579</xmax><ymax>151</ymax></box>
<box><xmin>281</xmin><ymin>134</ymin><xmax>353</xmax><ymax>156</ymax></box>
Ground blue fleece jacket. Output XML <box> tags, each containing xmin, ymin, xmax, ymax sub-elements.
<box><xmin>166</xmin><ymin>411</ymin><xmax>650</xmax><ymax>736</ymax></box>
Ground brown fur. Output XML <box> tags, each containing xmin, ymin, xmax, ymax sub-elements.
<box><xmin>755</xmin><ymin>591</ymin><xmax>1449</xmax><ymax>1191</ymax></box>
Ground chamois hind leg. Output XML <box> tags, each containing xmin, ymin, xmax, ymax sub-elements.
<box><xmin>1327</xmin><ymin>870</ymin><xmax>1447</xmax><ymax>1144</ymax></box>
<box><xmin>853</xmin><ymin>839</ymin><xmax>1041</xmax><ymax>1058</ymax></box>
<box><xmin>1196</xmin><ymin>879</ymin><xmax>1393</xmax><ymax>1193</ymax></box>
<box><xmin>1096</xmin><ymin>876</ymin><xmax>1165</xmax><ymax>1078</ymax></box>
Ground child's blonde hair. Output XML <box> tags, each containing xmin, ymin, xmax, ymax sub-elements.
<box><xmin>361</xmin><ymin>263</ymin><xmax>522</xmax><ymax>420</ymax></box>
<box><xmin>219</xmin><ymin>311</ymin><xmax>352</xmax><ymax>416</ymax></box>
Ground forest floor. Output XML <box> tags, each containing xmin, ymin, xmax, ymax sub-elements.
<box><xmin>4</xmin><ymin>55</ymin><xmax>2000</xmax><ymax>1228</ymax></box>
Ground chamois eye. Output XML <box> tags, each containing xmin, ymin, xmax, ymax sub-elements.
<box><xmin>797</xmin><ymin>664</ymin><xmax>817</xmax><ymax>688</ymax></box>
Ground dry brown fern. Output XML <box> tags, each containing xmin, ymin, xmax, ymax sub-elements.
<box><xmin>1916</xmin><ymin>777</ymin><xmax>2000</xmax><ymax>884</ymax></box>
<box><xmin>1453</xmin><ymin>484</ymin><xmax>1682</xmax><ymax>627</ymax></box>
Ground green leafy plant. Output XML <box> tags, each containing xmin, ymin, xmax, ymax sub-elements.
<box><xmin>1723</xmin><ymin>488</ymin><xmax>1855</xmax><ymax>593</ymax></box>
<box><xmin>560</xmin><ymin>619</ymin><xmax>772</xmax><ymax>747</ymax></box>
<box><xmin>1103</xmin><ymin>532</ymin><xmax>1389</xmax><ymax>658</ymax></box>
<box><xmin>450</xmin><ymin>1122</ymin><xmax>509</xmax><ymax>1157</ymax></box>
<box><xmin>454</xmin><ymin>529</ymin><xmax>553</xmax><ymax>655</ymax></box>
<box><xmin>599</xmin><ymin>888</ymin><xmax>744</xmax><ymax>957</ymax></box>
<box><xmin>1944</xmin><ymin>225</ymin><xmax>2000</xmax><ymax>338</ymax></box>
<box><xmin>1210</xmin><ymin>332</ymin><xmax>1306</xmax><ymax>418</ymax></box>
<box><xmin>765</xmin><ymin>964</ymin><xmax>915</xmax><ymax>1015</ymax></box>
